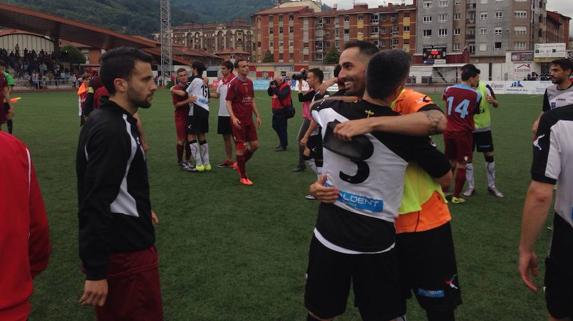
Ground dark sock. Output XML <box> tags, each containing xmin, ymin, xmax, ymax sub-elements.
<box><xmin>244</xmin><ymin>148</ymin><xmax>254</xmax><ymax>162</ymax></box>
<box><xmin>484</xmin><ymin>155</ymin><xmax>494</xmax><ymax>163</ymax></box>
<box><xmin>454</xmin><ymin>167</ymin><xmax>466</xmax><ymax>197</ymax></box>
<box><xmin>427</xmin><ymin>310</ymin><xmax>455</xmax><ymax>321</ymax></box>
<box><xmin>7</xmin><ymin>119</ymin><xmax>12</xmax><ymax>134</ymax></box>
<box><xmin>176</xmin><ymin>144</ymin><xmax>184</xmax><ymax>163</ymax></box>
<box><xmin>185</xmin><ymin>142</ymin><xmax>191</xmax><ymax>161</ymax></box>
<box><xmin>237</xmin><ymin>154</ymin><xmax>247</xmax><ymax>178</ymax></box>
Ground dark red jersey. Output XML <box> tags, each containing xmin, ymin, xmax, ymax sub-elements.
<box><xmin>226</xmin><ymin>76</ymin><xmax>254</xmax><ymax>122</ymax></box>
<box><xmin>443</xmin><ymin>84</ymin><xmax>481</xmax><ymax>133</ymax></box>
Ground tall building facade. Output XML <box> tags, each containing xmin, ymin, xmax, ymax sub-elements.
<box><xmin>416</xmin><ymin>0</ymin><xmax>548</xmax><ymax>63</ymax></box>
<box><xmin>546</xmin><ymin>11</ymin><xmax>571</xmax><ymax>49</ymax></box>
<box><xmin>252</xmin><ymin>1</ymin><xmax>416</xmax><ymax>64</ymax></box>
<box><xmin>169</xmin><ymin>20</ymin><xmax>254</xmax><ymax>59</ymax></box>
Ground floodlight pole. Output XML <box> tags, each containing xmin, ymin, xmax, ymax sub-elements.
<box><xmin>160</xmin><ymin>0</ymin><xmax>173</xmax><ymax>86</ymax></box>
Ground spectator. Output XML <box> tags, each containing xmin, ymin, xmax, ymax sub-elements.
<box><xmin>267</xmin><ymin>76</ymin><xmax>293</xmax><ymax>151</ymax></box>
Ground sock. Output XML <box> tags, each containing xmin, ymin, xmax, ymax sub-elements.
<box><xmin>427</xmin><ymin>310</ymin><xmax>455</xmax><ymax>321</ymax></box>
<box><xmin>189</xmin><ymin>140</ymin><xmax>202</xmax><ymax>166</ymax></box>
<box><xmin>237</xmin><ymin>154</ymin><xmax>247</xmax><ymax>178</ymax></box>
<box><xmin>305</xmin><ymin>159</ymin><xmax>318</xmax><ymax>175</ymax></box>
<box><xmin>454</xmin><ymin>167</ymin><xmax>466</xmax><ymax>197</ymax></box>
<box><xmin>465</xmin><ymin>162</ymin><xmax>474</xmax><ymax>190</ymax></box>
<box><xmin>244</xmin><ymin>148</ymin><xmax>254</xmax><ymax>162</ymax></box>
<box><xmin>486</xmin><ymin>161</ymin><xmax>496</xmax><ymax>188</ymax></box>
<box><xmin>176</xmin><ymin>144</ymin><xmax>184</xmax><ymax>163</ymax></box>
<box><xmin>199</xmin><ymin>140</ymin><xmax>210</xmax><ymax>165</ymax></box>
<box><xmin>185</xmin><ymin>143</ymin><xmax>191</xmax><ymax>162</ymax></box>
<box><xmin>7</xmin><ymin>119</ymin><xmax>12</xmax><ymax>134</ymax></box>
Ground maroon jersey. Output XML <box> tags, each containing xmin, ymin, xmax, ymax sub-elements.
<box><xmin>443</xmin><ymin>84</ymin><xmax>481</xmax><ymax>133</ymax></box>
<box><xmin>93</xmin><ymin>86</ymin><xmax>109</xmax><ymax>109</ymax></box>
<box><xmin>171</xmin><ymin>84</ymin><xmax>189</xmax><ymax>117</ymax></box>
<box><xmin>226</xmin><ymin>76</ymin><xmax>254</xmax><ymax>122</ymax></box>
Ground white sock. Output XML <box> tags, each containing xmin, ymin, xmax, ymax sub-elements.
<box><xmin>486</xmin><ymin>161</ymin><xmax>496</xmax><ymax>188</ymax></box>
<box><xmin>200</xmin><ymin>141</ymin><xmax>210</xmax><ymax>165</ymax></box>
<box><xmin>190</xmin><ymin>142</ymin><xmax>202</xmax><ymax>166</ymax></box>
<box><xmin>465</xmin><ymin>162</ymin><xmax>474</xmax><ymax>190</ymax></box>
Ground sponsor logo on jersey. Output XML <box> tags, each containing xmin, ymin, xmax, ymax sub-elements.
<box><xmin>533</xmin><ymin>134</ymin><xmax>545</xmax><ymax>151</ymax></box>
<box><xmin>337</xmin><ymin>190</ymin><xmax>384</xmax><ymax>214</ymax></box>
<box><xmin>416</xmin><ymin>288</ymin><xmax>445</xmax><ymax>298</ymax></box>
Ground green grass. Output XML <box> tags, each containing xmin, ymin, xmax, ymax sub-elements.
<box><xmin>11</xmin><ymin>89</ymin><xmax>548</xmax><ymax>321</ymax></box>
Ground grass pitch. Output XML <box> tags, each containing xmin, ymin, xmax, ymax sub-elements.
<box><xmin>10</xmin><ymin>89</ymin><xmax>549</xmax><ymax>321</ymax></box>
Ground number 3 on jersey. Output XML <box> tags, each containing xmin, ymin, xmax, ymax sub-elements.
<box><xmin>446</xmin><ymin>97</ymin><xmax>470</xmax><ymax>119</ymax></box>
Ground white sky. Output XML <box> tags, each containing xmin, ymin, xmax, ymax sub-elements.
<box><xmin>322</xmin><ymin>0</ymin><xmax>572</xmax><ymax>37</ymax></box>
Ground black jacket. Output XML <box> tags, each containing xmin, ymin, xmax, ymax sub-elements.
<box><xmin>76</xmin><ymin>100</ymin><xmax>155</xmax><ymax>280</ymax></box>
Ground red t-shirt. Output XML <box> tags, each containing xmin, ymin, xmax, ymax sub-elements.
<box><xmin>226</xmin><ymin>76</ymin><xmax>254</xmax><ymax>122</ymax></box>
<box><xmin>171</xmin><ymin>84</ymin><xmax>189</xmax><ymax>117</ymax></box>
<box><xmin>0</xmin><ymin>132</ymin><xmax>50</xmax><ymax>321</ymax></box>
<box><xmin>93</xmin><ymin>86</ymin><xmax>109</xmax><ymax>109</ymax></box>
<box><xmin>443</xmin><ymin>84</ymin><xmax>481</xmax><ymax>133</ymax></box>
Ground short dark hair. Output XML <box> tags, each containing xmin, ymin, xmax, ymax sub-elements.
<box><xmin>366</xmin><ymin>50</ymin><xmax>411</xmax><ymax>100</ymax></box>
<box><xmin>100</xmin><ymin>47</ymin><xmax>153</xmax><ymax>95</ymax></box>
<box><xmin>551</xmin><ymin>58</ymin><xmax>573</xmax><ymax>72</ymax></box>
<box><xmin>234</xmin><ymin>58</ymin><xmax>248</xmax><ymax>69</ymax></box>
<box><xmin>191</xmin><ymin>61</ymin><xmax>206</xmax><ymax>76</ymax></box>
<box><xmin>343</xmin><ymin>40</ymin><xmax>379</xmax><ymax>58</ymax></box>
<box><xmin>461</xmin><ymin>64</ymin><xmax>480</xmax><ymax>81</ymax></box>
<box><xmin>308</xmin><ymin>68</ymin><xmax>324</xmax><ymax>83</ymax></box>
<box><xmin>221</xmin><ymin>60</ymin><xmax>234</xmax><ymax>71</ymax></box>
<box><xmin>333</xmin><ymin>64</ymin><xmax>342</xmax><ymax>78</ymax></box>
<box><xmin>176</xmin><ymin>67</ymin><xmax>187</xmax><ymax>74</ymax></box>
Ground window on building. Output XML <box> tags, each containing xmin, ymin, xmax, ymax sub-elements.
<box><xmin>439</xmin><ymin>14</ymin><xmax>448</xmax><ymax>22</ymax></box>
<box><xmin>344</xmin><ymin>16</ymin><xmax>350</xmax><ymax>22</ymax></box>
<box><xmin>289</xmin><ymin>15</ymin><xmax>294</xmax><ymax>21</ymax></box>
<box><xmin>539</xmin><ymin>29</ymin><xmax>543</xmax><ymax>37</ymax></box>
<box><xmin>304</xmin><ymin>42</ymin><xmax>309</xmax><ymax>48</ymax></box>
<box><xmin>269</xmin><ymin>41</ymin><xmax>273</xmax><ymax>47</ymax></box>
<box><xmin>480</xmin><ymin>28</ymin><xmax>487</xmax><ymax>35</ymax></box>
<box><xmin>257</xmin><ymin>41</ymin><xmax>261</xmax><ymax>48</ymax></box>
<box><xmin>373</xmin><ymin>40</ymin><xmax>379</xmax><ymax>47</ymax></box>
<box><xmin>279</xmin><ymin>41</ymin><xmax>283</xmax><ymax>47</ymax></box>
<box><xmin>404</xmin><ymin>26</ymin><xmax>410</xmax><ymax>32</ymax></box>
<box><xmin>380</xmin><ymin>27</ymin><xmax>386</xmax><ymax>34</ymax></box>
<box><xmin>404</xmin><ymin>39</ymin><xmax>410</xmax><ymax>44</ymax></box>
<box><xmin>423</xmin><ymin>1</ymin><xmax>432</xmax><ymax>8</ymax></box>
<box><xmin>454</xmin><ymin>28</ymin><xmax>461</xmax><ymax>35</ymax></box>
<box><xmin>423</xmin><ymin>16</ymin><xmax>432</xmax><ymax>23</ymax></box>
<box><xmin>495</xmin><ymin>42</ymin><xmax>502</xmax><ymax>49</ymax></box>
<box><xmin>289</xmin><ymin>26</ymin><xmax>294</xmax><ymax>33</ymax></box>
<box><xmin>439</xmin><ymin>28</ymin><xmax>448</xmax><ymax>37</ymax></box>
<box><xmin>371</xmin><ymin>14</ymin><xmax>379</xmax><ymax>23</ymax></box>
<box><xmin>469</xmin><ymin>43</ymin><xmax>475</xmax><ymax>54</ymax></box>
<box><xmin>358</xmin><ymin>15</ymin><xmax>364</xmax><ymax>21</ymax></box>
<box><xmin>279</xmin><ymin>15</ymin><xmax>283</xmax><ymax>22</ymax></box>
<box><xmin>514</xmin><ymin>41</ymin><xmax>526</xmax><ymax>49</ymax></box>
<box><xmin>392</xmin><ymin>38</ymin><xmax>399</xmax><ymax>46</ymax></box>
<box><xmin>496</xmin><ymin>11</ymin><xmax>503</xmax><ymax>19</ymax></box>
<box><xmin>454</xmin><ymin>13</ymin><xmax>462</xmax><ymax>20</ymax></box>
<box><xmin>480</xmin><ymin>12</ymin><xmax>488</xmax><ymax>20</ymax></box>
<box><xmin>467</xmin><ymin>27</ymin><xmax>475</xmax><ymax>35</ymax></box>
<box><xmin>453</xmin><ymin>43</ymin><xmax>461</xmax><ymax>51</ymax></box>
<box><xmin>372</xmin><ymin>26</ymin><xmax>379</xmax><ymax>33</ymax></box>
<box><xmin>439</xmin><ymin>0</ymin><xmax>448</xmax><ymax>6</ymax></box>
<box><xmin>423</xmin><ymin>29</ymin><xmax>433</xmax><ymax>37</ymax></box>
<box><xmin>514</xmin><ymin>11</ymin><xmax>527</xmax><ymax>18</ymax></box>
<box><xmin>479</xmin><ymin>43</ymin><xmax>488</xmax><ymax>51</ymax></box>
<box><xmin>514</xmin><ymin>26</ymin><xmax>527</xmax><ymax>35</ymax></box>
<box><xmin>344</xmin><ymin>29</ymin><xmax>350</xmax><ymax>34</ymax></box>
<box><xmin>279</xmin><ymin>27</ymin><xmax>283</xmax><ymax>33</ymax></box>
<box><xmin>494</xmin><ymin>27</ymin><xmax>503</xmax><ymax>35</ymax></box>
<box><xmin>269</xmin><ymin>27</ymin><xmax>273</xmax><ymax>34</ymax></box>
<box><xmin>380</xmin><ymin>40</ymin><xmax>386</xmax><ymax>48</ymax></box>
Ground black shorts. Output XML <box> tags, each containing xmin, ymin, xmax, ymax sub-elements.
<box><xmin>545</xmin><ymin>214</ymin><xmax>573</xmax><ymax>319</ymax></box>
<box><xmin>396</xmin><ymin>222</ymin><xmax>462</xmax><ymax>312</ymax></box>
<box><xmin>187</xmin><ymin>106</ymin><xmax>209</xmax><ymax>134</ymax></box>
<box><xmin>473</xmin><ymin>130</ymin><xmax>494</xmax><ymax>153</ymax></box>
<box><xmin>306</xmin><ymin>134</ymin><xmax>323</xmax><ymax>160</ymax></box>
<box><xmin>217</xmin><ymin>116</ymin><xmax>232</xmax><ymax>135</ymax></box>
<box><xmin>304</xmin><ymin>236</ymin><xmax>406</xmax><ymax>321</ymax></box>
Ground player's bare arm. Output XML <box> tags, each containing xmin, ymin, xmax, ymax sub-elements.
<box><xmin>170</xmin><ymin>87</ymin><xmax>186</xmax><ymax>97</ymax></box>
<box><xmin>519</xmin><ymin>180</ymin><xmax>554</xmax><ymax>293</ymax></box>
<box><xmin>226</xmin><ymin>100</ymin><xmax>241</xmax><ymax>129</ymax></box>
<box><xmin>300</xmin><ymin>119</ymin><xmax>318</xmax><ymax>146</ymax></box>
<box><xmin>317</xmin><ymin>77</ymin><xmax>338</xmax><ymax>95</ymax></box>
<box><xmin>487</xmin><ymin>95</ymin><xmax>499</xmax><ymax>108</ymax></box>
<box><xmin>334</xmin><ymin>109</ymin><xmax>446</xmax><ymax>140</ymax></box>
<box><xmin>252</xmin><ymin>99</ymin><xmax>262</xmax><ymax>128</ymax></box>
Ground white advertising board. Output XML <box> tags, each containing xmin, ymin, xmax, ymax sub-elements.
<box><xmin>488</xmin><ymin>80</ymin><xmax>552</xmax><ymax>95</ymax></box>
<box><xmin>534</xmin><ymin>43</ymin><xmax>567</xmax><ymax>58</ymax></box>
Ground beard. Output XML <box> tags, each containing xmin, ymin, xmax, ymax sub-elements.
<box><xmin>127</xmin><ymin>87</ymin><xmax>153</xmax><ymax>109</ymax></box>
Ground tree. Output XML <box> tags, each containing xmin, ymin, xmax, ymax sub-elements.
<box><xmin>324</xmin><ymin>47</ymin><xmax>339</xmax><ymax>65</ymax></box>
<box><xmin>60</xmin><ymin>45</ymin><xmax>86</xmax><ymax>64</ymax></box>
<box><xmin>262</xmin><ymin>50</ymin><xmax>274</xmax><ymax>63</ymax></box>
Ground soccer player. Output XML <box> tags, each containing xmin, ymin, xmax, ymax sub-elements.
<box><xmin>306</xmin><ymin>49</ymin><xmax>452</xmax><ymax>321</ymax></box>
<box><xmin>171</xmin><ymin>67</ymin><xmax>194</xmax><ymax>171</ymax></box>
<box><xmin>225</xmin><ymin>59</ymin><xmax>262</xmax><ymax>186</ymax></box>
<box><xmin>532</xmin><ymin>58</ymin><xmax>573</xmax><ymax>135</ymax></box>
<box><xmin>186</xmin><ymin>61</ymin><xmax>211</xmax><ymax>172</ymax></box>
<box><xmin>212</xmin><ymin>60</ymin><xmax>236</xmax><ymax>168</ymax></box>
<box><xmin>76</xmin><ymin>47</ymin><xmax>163</xmax><ymax>321</ymax></box>
<box><xmin>0</xmin><ymin>131</ymin><xmax>51</xmax><ymax>321</ymax></box>
<box><xmin>0</xmin><ymin>62</ymin><xmax>15</xmax><ymax>133</ymax></box>
<box><xmin>463</xmin><ymin>68</ymin><xmax>504</xmax><ymax>198</ymax></box>
<box><xmin>519</xmin><ymin>101</ymin><xmax>573</xmax><ymax>321</ymax></box>
<box><xmin>442</xmin><ymin>64</ymin><xmax>482</xmax><ymax>204</ymax></box>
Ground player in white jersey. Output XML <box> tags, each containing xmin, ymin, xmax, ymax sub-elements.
<box><xmin>211</xmin><ymin>60</ymin><xmax>236</xmax><ymax>168</ymax></box>
<box><xmin>186</xmin><ymin>61</ymin><xmax>211</xmax><ymax>172</ymax></box>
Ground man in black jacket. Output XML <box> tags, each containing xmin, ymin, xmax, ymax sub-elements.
<box><xmin>76</xmin><ymin>47</ymin><xmax>162</xmax><ymax>321</ymax></box>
